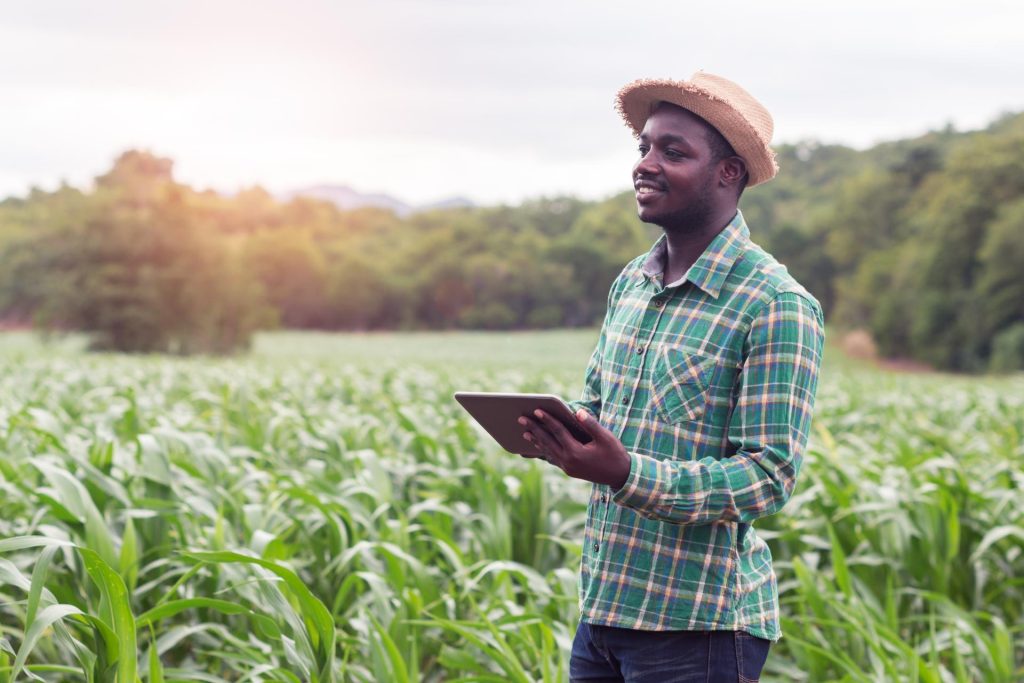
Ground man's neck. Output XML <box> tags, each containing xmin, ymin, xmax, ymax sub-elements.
<box><xmin>661</xmin><ymin>209</ymin><xmax>737</xmax><ymax>285</ymax></box>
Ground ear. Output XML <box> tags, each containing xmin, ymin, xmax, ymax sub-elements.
<box><xmin>719</xmin><ymin>156</ymin><xmax>747</xmax><ymax>189</ymax></box>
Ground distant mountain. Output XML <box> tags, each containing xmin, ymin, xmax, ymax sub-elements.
<box><xmin>281</xmin><ymin>185</ymin><xmax>475</xmax><ymax>216</ymax></box>
<box><xmin>280</xmin><ymin>184</ymin><xmax>412</xmax><ymax>215</ymax></box>
<box><xmin>418</xmin><ymin>196</ymin><xmax>476</xmax><ymax>212</ymax></box>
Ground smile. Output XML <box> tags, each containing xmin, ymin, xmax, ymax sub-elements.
<box><xmin>634</xmin><ymin>178</ymin><xmax>664</xmax><ymax>195</ymax></box>
<box><xmin>635</xmin><ymin>180</ymin><xmax>664</xmax><ymax>203</ymax></box>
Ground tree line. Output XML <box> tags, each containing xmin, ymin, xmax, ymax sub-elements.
<box><xmin>1</xmin><ymin>111</ymin><xmax>1022</xmax><ymax>372</ymax></box>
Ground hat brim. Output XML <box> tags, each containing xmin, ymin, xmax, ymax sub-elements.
<box><xmin>615</xmin><ymin>79</ymin><xmax>777</xmax><ymax>187</ymax></box>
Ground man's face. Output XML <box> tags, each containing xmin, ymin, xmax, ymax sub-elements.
<box><xmin>632</xmin><ymin>103</ymin><xmax>721</xmax><ymax>233</ymax></box>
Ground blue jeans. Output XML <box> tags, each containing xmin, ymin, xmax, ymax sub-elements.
<box><xmin>570</xmin><ymin>621</ymin><xmax>771</xmax><ymax>682</ymax></box>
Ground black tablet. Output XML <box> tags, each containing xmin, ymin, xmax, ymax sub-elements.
<box><xmin>453</xmin><ymin>392</ymin><xmax>593</xmax><ymax>457</ymax></box>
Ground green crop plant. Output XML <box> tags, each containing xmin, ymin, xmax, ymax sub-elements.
<box><xmin>0</xmin><ymin>332</ymin><xmax>1021</xmax><ymax>681</ymax></box>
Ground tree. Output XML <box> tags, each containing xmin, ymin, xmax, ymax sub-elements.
<box><xmin>974</xmin><ymin>198</ymin><xmax>1024</xmax><ymax>347</ymax></box>
<box><xmin>2</xmin><ymin>112</ymin><xmax>1024</xmax><ymax>370</ymax></box>
<box><xmin>242</xmin><ymin>231</ymin><xmax>329</xmax><ymax>328</ymax></box>
<box><xmin>18</xmin><ymin>151</ymin><xmax>271</xmax><ymax>353</ymax></box>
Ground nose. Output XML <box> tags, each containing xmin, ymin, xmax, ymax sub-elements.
<box><xmin>633</xmin><ymin>148</ymin><xmax>658</xmax><ymax>178</ymax></box>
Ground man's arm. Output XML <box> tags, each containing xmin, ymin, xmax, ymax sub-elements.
<box><xmin>611</xmin><ymin>291</ymin><xmax>824</xmax><ymax>524</ymax></box>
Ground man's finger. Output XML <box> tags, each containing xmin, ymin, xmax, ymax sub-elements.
<box><xmin>575</xmin><ymin>409</ymin><xmax>609</xmax><ymax>441</ymax></box>
<box><xmin>520</xmin><ymin>441</ymin><xmax>549</xmax><ymax>462</ymax></box>
<box><xmin>531</xmin><ymin>409</ymin><xmax>578</xmax><ymax>450</ymax></box>
<box><xmin>520</xmin><ymin>417</ymin><xmax>564</xmax><ymax>460</ymax></box>
<box><xmin>518</xmin><ymin>444</ymin><xmax>545</xmax><ymax>460</ymax></box>
<box><xmin>524</xmin><ymin>431</ymin><xmax>565</xmax><ymax>469</ymax></box>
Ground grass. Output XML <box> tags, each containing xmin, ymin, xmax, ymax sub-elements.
<box><xmin>0</xmin><ymin>329</ymin><xmax>1021</xmax><ymax>681</ymax></box>
<box><xmin>250</xmin><ymin>329</ymin><xmax>602</xmax><ymax>373</ymax></box>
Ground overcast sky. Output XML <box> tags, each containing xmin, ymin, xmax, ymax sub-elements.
<box><xmin>3</xmin><ymin>0</ymin><xmax>1023</xmax><ymax>205</ymax></box>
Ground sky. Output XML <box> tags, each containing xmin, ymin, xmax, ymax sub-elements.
<box><xmin>2</xmin><ymin>0</ymin><xmax>1023</xmax><ymax>206</ymax></box>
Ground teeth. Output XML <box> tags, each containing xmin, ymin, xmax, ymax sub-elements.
<box><xmin>637</xmin><ymin>187</ymin><xmax>658</xmax><ymax>194</ymax></box>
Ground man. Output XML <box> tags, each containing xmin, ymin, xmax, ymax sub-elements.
<box><xmin>520</xmin><ymin>72</ymin><xmax>824</xmax><ymax>681</ymax></box>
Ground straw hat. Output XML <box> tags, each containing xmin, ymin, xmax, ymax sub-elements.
<box><xmin>615</xmin><ymin>71</ymin><xmax>778</xmax><ymax>187</ymax></box>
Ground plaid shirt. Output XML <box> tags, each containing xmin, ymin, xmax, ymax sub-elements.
<box><xmin>568</xmin><ymin>210</ymin><xmax>824</xmax><ymax>641</ymax></box>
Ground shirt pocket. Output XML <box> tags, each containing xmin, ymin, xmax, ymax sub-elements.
<box><xmin>650</xmin><ymin>345</ymin><xmax>718</xmax><ymax>424</ymax></box>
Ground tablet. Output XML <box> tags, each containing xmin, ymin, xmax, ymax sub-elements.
<box><xmin>453</xmin><ymin>392</ymin><xmax>593</xmax><ymax>457</ymax></box>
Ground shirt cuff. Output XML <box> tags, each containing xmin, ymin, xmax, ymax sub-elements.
<box><xmin>611</xmin><ymin>451</ymin><xmax>665</xmax><ymax>516</ymax></box>
<box><xmin>565</xmin><ymin>400</ymin><xmax>597</xmax><ymax>419</ymax></box>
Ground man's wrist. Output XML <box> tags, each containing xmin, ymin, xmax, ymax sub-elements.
<box><xmin>607</xmin><ymin>449</ymin><xmax>632</xmax><ymax>490</ymax></box>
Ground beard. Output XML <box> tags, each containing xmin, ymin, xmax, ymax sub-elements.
<box><xmin>639</xmin><ymin>173</ymin><xmax>717</xmax><ymax>235</ymax></box>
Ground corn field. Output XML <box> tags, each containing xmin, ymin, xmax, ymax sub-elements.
<box><xmin>0</xmin><ymin>332</ymin><xmax>1021</xmax><ymax>682</ymax></box>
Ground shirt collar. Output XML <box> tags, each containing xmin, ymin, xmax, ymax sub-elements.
<box><xmin>640</xmin><ymin>210</ymin><xmax>750</xmax><ymax>299</ymax></box>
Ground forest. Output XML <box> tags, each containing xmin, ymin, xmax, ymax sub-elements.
<box><xmin>1</xmin><ymin>111</ymin><xmax>1022</xmax><ymax>372</ymax></box>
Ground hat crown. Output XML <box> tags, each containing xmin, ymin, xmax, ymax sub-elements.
<box><xmin>687</xmin><ymin>72</ymin><xmax>774</xmax><ymax>145</ymax></box>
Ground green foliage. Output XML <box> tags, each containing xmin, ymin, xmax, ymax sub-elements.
<box><xmin>0</xmin><ymin>331</ymin><xmax>1021</xmax><ymax>680</ymax></box>
<box><xmin>2</xmin><ymin>112</ymin><xmax>1024</xmax><ymax>369</ymax></box>
<box><xmin>745</xmin><ymin>113</ymin><xmax>1024</xmax><ymax>373</ymax></box>
<box><xmin>975</xmin><ymin>199</ymin><xmax>1024</xmax><ymax>338</ymax></box>
<box><xmin>989</xmin><ymin>323</ymin><xmax>1024</xmax><ymax>372</ymax></box>
<box><xmin>242</xmin><ymin>229</ymin><xmax>329</xmax><ymax>328</ymax></box>
<box><xmin>0</xmin><ymin>152</ymin><xmax>271</xmax><ymax>354</ymax></box>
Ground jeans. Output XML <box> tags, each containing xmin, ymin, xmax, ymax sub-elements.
<box><xmin>569</xmin><ymin>621</ymin><xmax>771</xmax><ymax>683</ymax></box>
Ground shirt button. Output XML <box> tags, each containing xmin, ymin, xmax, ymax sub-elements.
<box><xmin>653</xmin><ymin>298</ymin><xmax>665</xmax><ymax>308</ymax></box>
<box><xmin>621</xmin><ymin>395</ymin><xmax>630</xmax><ymax>405</ymax></box>
<box><xmin>593</xmin><ymin>543</ymin><xmax>600</xmax><ymax>553</ymax></box>
<box><xmin>635</xmin><ymin>345</ymin><xmax>645</xmax><ymax>355</ymax></box>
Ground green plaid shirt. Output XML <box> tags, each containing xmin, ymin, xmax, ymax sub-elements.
<box><xmin>568</xmin><ymin>210</ymin><xmax>824</xmax><ymax>641</ymax></box>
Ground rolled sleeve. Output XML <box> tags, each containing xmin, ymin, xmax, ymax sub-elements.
<box><xmin>611</xmin><ymin>451</ymin><xmax>669</xmax><ymax>517</ymax></box>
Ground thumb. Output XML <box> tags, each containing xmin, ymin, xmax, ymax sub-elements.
<box><xmin>575</xmin><ymin>409</ymin><xmax>608</xmax><ymax>439</ymax></box>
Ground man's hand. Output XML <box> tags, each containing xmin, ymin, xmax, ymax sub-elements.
<box><xmin>518</xmin><ymin>409</ymin><xmax>631</xmax><ymax>490</ymax></box>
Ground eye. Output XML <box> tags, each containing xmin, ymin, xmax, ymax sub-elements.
<box><xmin>637</xmin><ymin>144</ymin><xmax>650</xmax><ymax>157</ymax></box>
<box><xmin>664</xmin><ymin>148</ymin><xmax>685</xmax><ymax>159</ymax></box>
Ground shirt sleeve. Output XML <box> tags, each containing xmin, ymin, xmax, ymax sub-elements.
<box><xmin>566</xmin><ymin>267</ymin><xmax>633</xmax><ymax>421</ymax></box>
<box><xmin>612</xmin><ymin>290</ymin><xmax>825</xmax><ymax>524</ymax></box>
<box><xmin>567</xmin><ymin>337</ymin><xmax>603</xmax><ymax>420</ymax></box>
